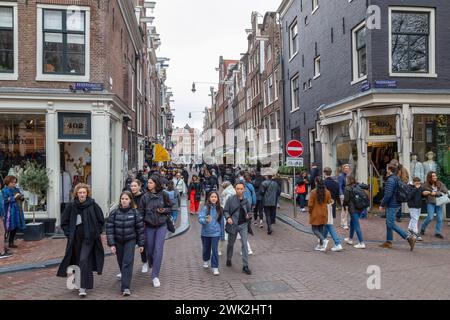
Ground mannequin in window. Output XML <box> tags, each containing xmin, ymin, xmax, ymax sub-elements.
<box><xmin>410</xmin><ymin>154</ymin><xmax>424</xmax><ymax>182</ymax></box>
<box><xmin>423</xmin><ymin>151</ymin><xmax>437</xmax><ymax>178</ymax></box>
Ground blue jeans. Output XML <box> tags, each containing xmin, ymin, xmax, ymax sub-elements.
<box><xmin>171</xmin><ymin>210</ymin><xmax>179</xmax><ymax>223</ymax></box>
<box><xmin>323</xmin><ymin>224</ymin><xmax>341</xmax><ymax>246</ymax></box>
<box><xmin>349</xmin><ymin>213</ymin><xmax>363</xmax><ymax>242</ymax></box>
<box><xmin>201</xmin><ymin>236</ymin><xmax>220</xmax><ymax>268</ymax></box>
<box><xmin>421</xmin><ymin>203</ymin><xmax>443</xmax><ymax>235</ymax></box>
<box><xmin>360</xmin><ymin>208</ymin><xmax>367</xmax><ymax>219</ymax></box>
<box><xmin>386</xmin><ymin>207</ymin><xmax>408</xmax><ymax>242</ymax></box>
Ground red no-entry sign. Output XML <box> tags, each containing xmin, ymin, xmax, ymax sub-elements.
<box><xmin>286</xmin><ymin>140</ymin><xmax>304</xmax><ymax>158</ymax></box>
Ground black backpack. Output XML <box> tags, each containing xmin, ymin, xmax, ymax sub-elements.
<box><xmin>352</xmin><ymin>185</ymin><xmax>370</xmax><ymax>210</ymax></box>
<box><xmin>395</xmin><ymin>177</ymin><xmax>410</xmax><ymax>203</ymax></box>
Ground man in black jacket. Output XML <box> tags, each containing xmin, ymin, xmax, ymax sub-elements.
<box><xmin>224</xmin><ymin>182</ymin><xmax>252</xmax><ymax>275</ymax></box>
<box><xmin>323</xmin><ymin>167</ymin><xmax>340</xmax><ymax>218</ymax></box>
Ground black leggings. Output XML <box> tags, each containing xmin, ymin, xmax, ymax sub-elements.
<box><xmin>312</xmin><ymin>225</ymin><xmax>325</xmax><ymax>245</ymax></box>
<box><xmin>8</xmin><ymin>229</ymin><xmax>17</xmax><ymax>246</ymax></box>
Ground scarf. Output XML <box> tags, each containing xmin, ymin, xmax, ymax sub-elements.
<box><xmin>74</xmin><ymin>197</ymin><xmax>101</xmax><ymax>244</ymax></box>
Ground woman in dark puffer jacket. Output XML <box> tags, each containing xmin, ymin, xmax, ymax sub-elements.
<box><xmin>106</xmin><ymin>191</ymin><xmax>145</xmax><ymax>296</ymax></box>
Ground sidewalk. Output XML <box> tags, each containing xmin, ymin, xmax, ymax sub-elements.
<box><xmin>0</xmin><ymin>198</ymin><xmax>190</xmax><ymax>275</ymax></box>
<box><xmin>277</xmin><ymin>197</ymin><xmax>450</xmax><ymax>247</ymax></box>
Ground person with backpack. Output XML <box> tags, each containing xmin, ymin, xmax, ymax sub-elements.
<box><xmin>420</xmin><ymin>171</ymin><xmax>448</xmax><ymax>239</ymax></box>
<box><xmin>407</xmin><ymin>177</ymin><xmax>424</xmax><ymax>241</ymax></box>
<box><xmin>390</xmin><ymin>159</ymin><xmax>410</xmax><ymax>222</ymax></box>
<box><xmin>198</xmin><ymin>191</ymin><xmax>224</xmax><ymax>276</ymax></box>
<box><xmin>308</xmin><ymin>177</ymin><xmax>332</xmax><ymax>252</ymax></box>
<box><xmin>259</xmin><ymin>173</ymin><xmax>281</xmax><ymax>235</ymax></box>
<box><xmin>166</xmin><ymin>181</ymin><xmax>181</xmax><ymax>224</ymax></box>
<box><xmin>252</xmin><ymin>172</ymin><xmax>265</xmax><ymax>228</ymax></box>
<box><xmin>379</xmin><ymin>164</ymin><xmax>417</xmax><ymax>250</ymax></box>
<box><xmin>343</xmin><ymin>176</ymin><xmax>369</xmax><ymax>249</ymax></box>
<box><xmin>173</xmin><ymin>172</ymin><xmax>187</xmax><ymax>197</ymax></box>
<box><xmin>322</xmin><ymin>168</ymin><xmax>342</xmax><ymax>252</ymax></box>
<box><xmin>106</xmin><ymin>191</ymin><xmax>145</xmax><ymax>296</ymax></box>
<box><xmin>296</xmin><ymin>171</ymin><xmax>309</xmax><ymax>213</ymax></box>
<box><xmin>188</xmin><ymin>175</ymin><xmax>202</xmax><ymax>215</ymax></box>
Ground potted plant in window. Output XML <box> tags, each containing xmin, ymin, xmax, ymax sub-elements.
<box><xmin>19</xmin><ymin>161</ymin><xmax>49</xmax><ymax>241</ymax></box>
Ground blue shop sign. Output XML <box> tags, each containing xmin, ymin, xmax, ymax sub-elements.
<box><xmin>361</xmin><ymin>80</ymin><xmax>371</xmax><ymax>92</ymax></box>
<box><xmin>374</xmin><ymin>80</ymin><xmax>397</xmax><ymax>88</ymax></box>
<box><xmin>74</xmin><ymin>83</ymin><xmax>104</xmax><ymax>91</ymax></box>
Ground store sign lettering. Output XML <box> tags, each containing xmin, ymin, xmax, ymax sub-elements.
<box><xmin>0</xmin><ymin>138</ymin><xmax>34</xmax><ymax>145</ymax></box>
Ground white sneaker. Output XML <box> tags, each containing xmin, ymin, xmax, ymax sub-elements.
<box><xmin>212</xmin><ymin>268</ymin><xmax>220</xmax><ymax>275</ymax></box>
<box><xmin>314</xmin><ymin>244</ymin><xmax>324</xmax><ymax>251</ymax></box>
<box><xmin>218</xmin><ymin>251</ymin><xmax>222</xmax><ymax>256</ymax></box>
<box><xmin>354</xmin><ymin>243</ymin><xmax>366</xmax><ymax>249</ymax></box>
<box><xmin>79</xmin><ymin>288</ymin><xmax>87</xmax><ymax>297</ymax></box>
<box><xmin>259</xmin><ymin>221</ymin><xmax>264</xmax><ymax>228</ymax></box>
<box><xmin>141</xmin><ymin>263</ymin><xmax>149</xmax><ymax>273</ymax></box>
<box><xmin>248</xmin><ymin>249</ymin><xmax>254</xmax><ymax>255</ymax></box>
<box><xmin>342</xmin><ymin>226</ymin><xmax>349</xmax><ymax>230</ymax></box>
<box><xmin>344</xmin><ymin>238</ymin><xmax>353</xmax><ymax>245</ymax></box>
<box><xmin>203</xmin><ymin>261</ymin><xmax>209</xmax><ymax>268</ymax></box>
<box><xmin>301</xmin><ymin>208</ymin><xmax>306</xmax><ymax>212</ymax></box>
<box><xmin>116</xmin><ymin>273</ymin><xmax>122</xmax><ymax>280</ymax></box>
<box><xmin>331</xmin><ymin>244</ymin><xmax>343</xmax><ymax>252</ymax></box>
<box><xmin>152</xmin><ymin>278</ymin><xmax>161</xmax><ymax>287</ymax></box>
<box><xmin>322</xmin><ymin>239</ymin><xmax>329</xmax><ymax>251</ymax></box>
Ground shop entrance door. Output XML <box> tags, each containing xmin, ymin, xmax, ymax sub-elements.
<box><xmin>367</xmin><ymin>141</ymin><xmax>398</xmax><ymax>208</ymax></box>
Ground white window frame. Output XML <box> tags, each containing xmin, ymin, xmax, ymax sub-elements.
<box><xmin>267</xmin><ymin>43</ymin><xmax>272</xmax><ymax>62</ymax></box>
<box><xmin>267</xmin><ymin>74</ymin><xmax>274</xmax><ymax>105</ymax></box>
<box><xmin>137</xmin><ymin>62</ymin><xmax>142</xmax><ymax>94</ymax></box>
<box><xmin>274</xmin><ymin>70</ymin><xmax>279</xmax><ymax>100</ymax></box>
<box><xmin>0</xmin><ymin>2</ymin><xmax>18</xmax><ymax>81</ymax></box>
<box><xmin>312</xmin><ymin>0</ymin><xmax>319</xmax><ymax>14</ymax></box>
<box><xmin>314</xmin><ymin>56</ymin><xmax>321</xmax><ymax>79</ymax></box>
<box><xmin>290</xmin><ymin>74</ymin><xmax>300</xmax><ymax>112</ymax></box>
<box><xmin>289</xmin><ymin>20</ymin><xmax>299</xmax><ymax>60</ymax></box>
<box><xmin>351</xmin><ymin>21</ymin><xmax>368</xmax><ymax>85</ymax></box>
<box><xmin>388</xmin><ymin>7</ymin><xmax>436</xmax><ymax>78</ymax></box>
<box><xmin>263</xmin><ymin>80</ymin><xmax>268</xmax><ymax>108</ymax></box>
<box><xmin>36</xmin><ymin>4</ymin><xmax>91</xmax><ymax>82</ymax></box>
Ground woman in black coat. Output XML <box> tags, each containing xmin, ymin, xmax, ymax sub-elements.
<box><xmin>57</xmin><ymin>183</ymin><xmax>105</xmax><ymax>298</ymax></box>
<box><xmin>130</xmin><ymin>179</ymin><xmax>149</xmax><ymax>273</ymax></box>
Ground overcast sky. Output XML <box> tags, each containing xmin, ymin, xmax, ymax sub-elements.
<box><xmin>154</xmin><ymin>0</ymin><xmax>280</xmax><ymax>131</ymax></box>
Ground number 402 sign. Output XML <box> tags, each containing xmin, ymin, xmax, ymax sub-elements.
<box><xmin>58</xmin><ymin>113</ymin><xmax>92</xmax><ymax>140</ymax></box>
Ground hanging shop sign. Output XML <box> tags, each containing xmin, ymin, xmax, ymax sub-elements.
<box><xmin>58</xmin><ymin>113</ymin><xmax>92</xmax><ymax>140</ymax></box>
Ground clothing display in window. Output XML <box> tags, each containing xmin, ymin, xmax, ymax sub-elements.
<box><xmin>60</xmin><ymin>171</ymin><xmax>72</xmax><ymax>203</ymax></box>
<box><xmin>423</xmin><ymin>151</ymin><xmax>437</xmax><ymax>177</ymax></box>
<box><xmin>410</xmin><ymin>155</ymin><xmax>425</xmax><ymax>182</ymax></box>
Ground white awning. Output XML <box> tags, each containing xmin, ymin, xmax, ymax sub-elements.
<box><xmin>412</xmin><ymin>106</ymin><xmax>450</xmax><ymax>115</ymax></box>
<box><xmin>320</xmin><ymin>113</ymin><xmax>353</xmax><ymax>126</ymax></box>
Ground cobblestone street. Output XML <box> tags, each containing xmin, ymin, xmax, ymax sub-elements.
<box><xmin>2</xmin><ymin>196</ymin><xmax>450</xmax><ymax>300</ymax></box>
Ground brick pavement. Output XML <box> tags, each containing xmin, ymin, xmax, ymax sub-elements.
<box><xmin>2</xmin><ymin>196</ymin><xmax>450</xmax><ymax>300</ymax></box>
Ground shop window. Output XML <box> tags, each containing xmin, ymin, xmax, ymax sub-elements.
<box><xmin>412</xmin><ymin>115</ymin><xmax>450</xmax><ymax>186</ymax></box>
<box><xmin>0</xmin><ymin>114</ymin><xmax>46</xmax><ymax>212</ymax></box>
<box><xmin>368</xmin><ymin>116</ymin><xmax>396</xmax><ymax>136</ymax></box>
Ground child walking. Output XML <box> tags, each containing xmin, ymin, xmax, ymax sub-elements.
<box><xmin>106</xmin><ymin>191</ymin><xmax>145</xmax><ymax>296</ymax></box>
<box><xmin>198</xmin><ymin>191</ymin><xmax>224</xmax><ymax>275</ymax></box>
<box><xmin>408</xmin><ymin>177</ymin><xmax>424</xmax><ymax>241</ymax></box>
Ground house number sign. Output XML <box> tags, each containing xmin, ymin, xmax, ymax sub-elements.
<box><xmin>58</xmin><ymin>113</ymin><xmax>92</xmax><ymax>140</ymax></box>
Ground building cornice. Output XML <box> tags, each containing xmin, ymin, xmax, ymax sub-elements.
<box><xmin>277</xmin><ymin>0</ymin><xmax>294</xmax><ymax>19</ymax></box>
<box><xmin>118</xmin><ymin>0</ymin><xmax>144</xmax><ymax>53</ymax></box>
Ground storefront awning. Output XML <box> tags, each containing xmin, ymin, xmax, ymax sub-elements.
<box><xmin>320</xmin><ymin>113</ymin><xmax>353</xmax><ymax>126</ymax></box>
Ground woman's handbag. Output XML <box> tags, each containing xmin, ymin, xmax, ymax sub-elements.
<box><xmin>225</xmin><ymin>221</ymin><xmax>238</xmax><ymax>235</ymax></box>
<box><xmin>327</xmin><ymin>203</ymin><xmax>334</xmax><ymax>225</ymax></box>
<box><xmin>435</xmin><ymin>194</ymin><xmax>450</xmax><ymax>207</ymax></box>
<box><xmin>167</xmin><ymin>216</ymin><xmax>176</xmax><ymax>233</ymax></box>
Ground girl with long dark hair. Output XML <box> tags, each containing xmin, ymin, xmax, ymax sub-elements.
<box><xmin>198</xmin><ymin>191</ymin><xmax>224</xmax><ymax>275</ymax></box>
<box><xmin>421</xmin><ymin>171</ymin><xmax>448</xmax><ymax>238</ymax></box>
<box><xmin>307</xmin><ymin>177</ymin><xmax>332</xmax><ymax>252</ymax></box>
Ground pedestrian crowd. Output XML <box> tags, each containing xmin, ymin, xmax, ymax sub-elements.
<box><xmin>1</xmin><ymin>158</ymin><xmax>448</xmax><ymax>298</ymax></box>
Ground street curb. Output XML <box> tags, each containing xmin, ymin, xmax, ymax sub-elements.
<box><xmin>276</xmin><ymin>211</ymin><xmax>450</xmax><ymax>249</ymax></box>
<box><xmin>0</xmin><ymin>200</ymin><xmax>191</xmax><ymax>276</ymax></box>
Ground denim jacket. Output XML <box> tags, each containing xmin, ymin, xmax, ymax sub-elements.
<box><xmin>198</xmin><ymin>204</ymin><xmax>224</xmax><ymax>238</ymax></box>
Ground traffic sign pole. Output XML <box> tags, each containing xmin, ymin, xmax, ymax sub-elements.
<box><xmin>293</xmin><ymin>166</ymin><xmax>297</xmax><ymax>218</ymax></box>
<box><xmin>286</xmin><ymin>140</ymin><xmax>303</xmax><ymax>220</ymax></box>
